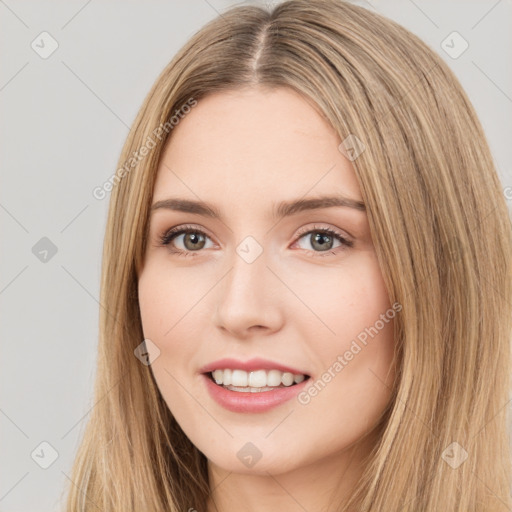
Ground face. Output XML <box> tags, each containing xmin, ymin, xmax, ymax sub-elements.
<box><xmin>138</xmin><ymin>86</ymin><xmax>397</xmax><ymax>477</ymax></box>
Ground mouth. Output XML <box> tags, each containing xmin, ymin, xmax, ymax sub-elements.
<box><xmin>204</xmin><ymin>369</ymin><xmax>311</xmax><ymax>393</ymax></box>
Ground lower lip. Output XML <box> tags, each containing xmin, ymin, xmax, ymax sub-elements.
<box><xmin>202</xmin><ymin>373</ymin><xmax>309</xmax><ymax>413</ymax></box>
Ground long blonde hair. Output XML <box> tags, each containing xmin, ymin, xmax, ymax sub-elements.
<box><xmin>64</xmin><ymin>1</ymin><xmax>512</xmax><ymax>510</ymax></box>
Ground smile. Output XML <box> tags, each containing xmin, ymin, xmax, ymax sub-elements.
<box><xmin>210</xmin><ymin>368</ymin><xmax>308</xmax><ymax>390</ymax></box>
<box><xmin>203</xmin><ymin>372</ymin><xmax>311</xmax><ymax>413</ymax></box>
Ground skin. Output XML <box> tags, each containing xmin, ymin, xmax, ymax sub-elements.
<box><xmin>138</xmin><ymin>86</ymin><xmax>397</xmax><ymax>512</ymax></box>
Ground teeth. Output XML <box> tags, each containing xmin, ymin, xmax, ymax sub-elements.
<box><xmin>211</xmin><ymin>369</ymin><xmax>307</xmax><ymax>388</ymax></box>
<box><xmin>249</xmin><ymin>370</ymin><xmax>266</xmax><ymax>387</ymax></box>
<box><xmin>223</xmin><ymin>368</ymin><xmax>232</xmax><ymax>386</ymax></box>
<box><xmin>267</xmin><ymin>369</ymin><xmax>282</xmax><ymax>387</ymax></box>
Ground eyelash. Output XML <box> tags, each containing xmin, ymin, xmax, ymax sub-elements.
<box><xmin>157</xmin><ymin>223</ymin><xmax>353</xmax><ymax>258</ymax></box>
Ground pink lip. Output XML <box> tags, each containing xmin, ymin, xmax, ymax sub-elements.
<box><xmin>199</xmin><ymin>357</ymin><xmax>309</xmax><ymax>376</ymax></box>
<box><xmin>202</xmin><ymin>373</ymin><xmax>310</xmax><ymax>413</ymax></box>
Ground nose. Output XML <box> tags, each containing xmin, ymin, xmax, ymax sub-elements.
<box><xmin>212</xmin><ymin>247</ymin><xmax>284</xmax><ymax>339</ymax></box>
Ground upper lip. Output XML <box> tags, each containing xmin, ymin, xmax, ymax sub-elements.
<box><xmin>199</xmin><ymin>357</ymin><xmax>309</xmax><ymax>376</ymax></box>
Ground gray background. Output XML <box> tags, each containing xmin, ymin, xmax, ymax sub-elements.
<box><xmin>1</xmin><ymin>1</ymin><xmax>511</xmax><ymax>510</ymax></box>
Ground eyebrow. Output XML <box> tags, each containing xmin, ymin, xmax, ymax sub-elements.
<box><xmin>150</xmin><ymin>194</ymin><xmax>366</xmax><ymax>221</ymax></box>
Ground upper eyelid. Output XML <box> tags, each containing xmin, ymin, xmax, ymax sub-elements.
<box><xmin>162</xmin><ymin>224</ymin><xmax>216</xmax><ymax>242</ymax></box>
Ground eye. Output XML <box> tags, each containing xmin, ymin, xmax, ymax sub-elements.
<box><xmin>157</xmin><ymin>223</ymin><xmax>353</xmax><ymax>258</ymax></box>
<box><xmin>293</xmin><ymin>225</ymin><xmax>353</xmax><ymax>256</ymax></box>
<box><xmin>158</xmin><ymin>224</ymin><xmax>215</xmax><ymax>257</ymax></box>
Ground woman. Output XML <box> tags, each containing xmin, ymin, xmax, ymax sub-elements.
<box><xmin>64</xmin><ymin>1</ymin><xmax>512</xmax><ymax>510</ymax></box>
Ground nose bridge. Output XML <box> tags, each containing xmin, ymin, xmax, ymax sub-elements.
<box><xmin>224</xmin><ymin>229</ymin><xmax>269</xmax><ymax>293</ymax></box>
<box><xmin>213</xmin><ymin>236</ymin><xmax>283</xmax><ymax>335</ymax></box>
<box><xmin>222</xmin><ymin>240</ymin><xmax>269</xmax><ymax>308</ymax></box>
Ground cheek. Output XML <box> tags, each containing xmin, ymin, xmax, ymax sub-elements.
<box><xmin>138</xmin><ymin>261</ymin><xmax>213</xmax><ymax>340</ymax></box>
<box><xmin>137</xmin><ymin>265</ymin><xmax>204</xmax><ymax>418</ymax></box>
<box><xmin>289</xmin><ymin>253</ymin><xmax>396</xmax><ymax>423</ymax></box>
<box><xmin>282</xmin><ymin>251</ymin><xmax>393</xmax><ymax>352</ymax></box>
<box><xmin>137</xmin><ymin>261</ymin><xmax>219</xmax><ymax>392</ymax></box>
<box><xmin>138</xmin><ymin>265</ymin><xmax>169</xmax><ymax>339</ymax></box>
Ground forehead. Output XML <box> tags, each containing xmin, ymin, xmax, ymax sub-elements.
<box><xmin>152</xmin><ymin>87</ymin><xmax>362</xmax><ymax>209</ymax></box>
